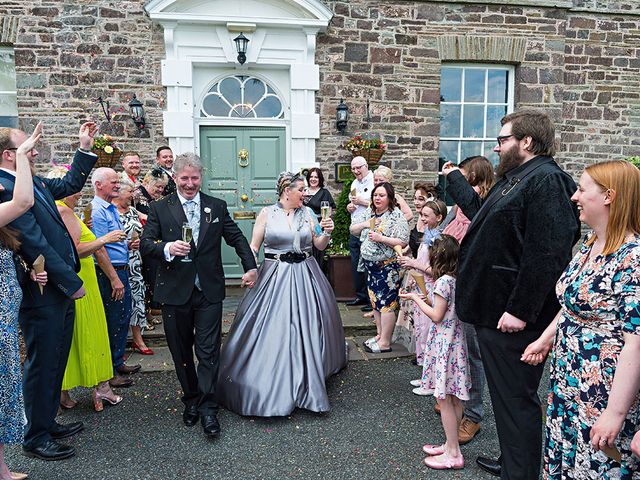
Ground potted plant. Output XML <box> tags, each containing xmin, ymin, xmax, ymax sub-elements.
<box><xmin>326</xmin><ymin>171</ymin><xmax>356</xmax><ymax>300</ymax></box>
<box><xmin>342</xmin><ymin>132</ymin><xmax>387</xmax><ymax>166</ymax></box>
<box><xmin>92</xmin><ymin>134</ymin><xmax>123</xmax><ymax>168</ymax></box>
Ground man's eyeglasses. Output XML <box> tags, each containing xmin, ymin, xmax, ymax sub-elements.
<box><xmin>496</xmin><ymin>135</ymin><xmax>514</xmax><ymax>146</ymax></box>
<box><xmin>3</xmin><ymin>148</ymin><xmax>18</xmax><ymax>153</ymax></box>
<box><xmin>351</xmin><ymin>164</ymin><xmax>366</xmax><ymax>171</ymax></box>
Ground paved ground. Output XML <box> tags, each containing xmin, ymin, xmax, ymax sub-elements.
<box><xmin>5</xmin><ymin>289</ymin><xmax>550</xmax><ymax>479</ymax></box>
<box><xmin>6</xmin><ymin>360</ymin><xmax>523</xmax><ymax>480</ymax></box>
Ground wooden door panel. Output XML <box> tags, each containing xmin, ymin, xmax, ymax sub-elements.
<box><xmin>200</xmin><ymin>126</ymin><xmax>285</xmax><ymax>278</ymax></box>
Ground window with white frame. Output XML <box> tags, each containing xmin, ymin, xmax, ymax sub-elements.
<box><xmin>0</xmin><ymin>47</ymin><xmax>18</xmax><ymax>128</ymax></box>
<box><xmin>438</xmin><ymin>64</ymin><xmax>515</xmax><ymax>167</ymax></box>
<box><xmin>200</xmin><ymin>75</ymin><xmax>284</xmax><ymax>119</ymax></box>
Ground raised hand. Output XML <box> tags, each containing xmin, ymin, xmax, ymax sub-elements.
<box><xmin>16</xmin><ymin>122</ymin><xmax>43</xmax><ymax>156</ymax></box>
<box><xmin>78</xmin><ymin>122</ymin><xmax>98</xmax><ymax>150</ymax></box>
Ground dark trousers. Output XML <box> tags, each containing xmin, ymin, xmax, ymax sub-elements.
<box><xmin>163</xmin><ymin>288</ymin><xmax>222</xmax><ymax>415</ymax></box>
<box><xmin>20</xmin><ymin>299</ymin><xmax>75</xmax><ymax>449</ymax></box>
<box><xmin>476</xmin><ymin>326</ymin><xmax>546</xmax><ymax>480</ymax></box>
<box><xmin>348</xmin><ymin>233</ymin><xmax>368</xmax><ymax>302</ymax></box>
<box><xmin>97</xmin><ymin>269</ymin><xmax>132</xmax><ymax>372</ymax></box>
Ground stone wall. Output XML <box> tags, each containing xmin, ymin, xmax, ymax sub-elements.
<box><xmin>0</xmin><ymin>1</ymin><xmax>166</xmax><ymax>168</ymax></box>
<box><xmin>1</xmin><ymin>0</ymin><xmax>639</xmax><ymax>193</ymax></box>
<box><xmin>315</xmin><ymin>0</ymin><xmax>640</xmax><ymax>196</ymax></box>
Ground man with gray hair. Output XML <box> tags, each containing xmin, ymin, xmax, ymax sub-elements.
<box><xmin>91</xmin><ymin>167</ymin><xmax>140</xmax><ymax>388</ymax></box>
<box><xmin>141</xmin><ymin>152</ymin><xmax>257</xmax><ymax>439</ymax></box>
<box><xmin>345</xmin><ymin>156</ymin><xmax>374</xmax><ymax>310</ymax></box>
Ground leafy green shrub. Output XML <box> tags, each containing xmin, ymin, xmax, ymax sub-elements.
<box><xmin>627</xmin><ymin>156</ymin><xmax>640</xmax><ymax>169</ymax></box>
<box><xmin>327</xmin><ymin>172</ymin><xmax>355</xmax><ymax>255</ymax></box>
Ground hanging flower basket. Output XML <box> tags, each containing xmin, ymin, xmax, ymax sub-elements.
<box><xmin>91</xmin><ymin>134</ymin><xmax>123</xmax><ymax>168</ymax></box>
<box><xmin>342</xmin><ymin>133</ymin><xmax>387</xmax><ymax>167</ymax></box>
<box><xmin>353</xmin><ymin>148</ymin><xmax>385</xmax><ymax>166</ymax></box>
<box><xmin>92</xmin><ymin>146</ymin><xmax>123</xmax><ymax>168</ymax></box>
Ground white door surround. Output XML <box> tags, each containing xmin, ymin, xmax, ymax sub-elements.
<box><xmin>144</xmin><ymin>0</ymin><xmax>332</xmax><ymax>173</ymax></box>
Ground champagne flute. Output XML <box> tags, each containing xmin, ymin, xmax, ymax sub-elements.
<box><xmin>181</xmin><ymin>222</ymin><xmax>193</xmax><ymax>262</ymax></box>
<box><xmin>320</xmin><ymin>201</ymin><xmax>331</xmax><ymax>236</ymax></box>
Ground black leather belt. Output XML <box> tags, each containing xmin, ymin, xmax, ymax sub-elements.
<box><xmin>113</xmin><ymin>264</ymin><xmax>129</xmax><ymax>271</ymax></box>
<box><xmin>264</xmin><ymin>252</ymin><xmax>310</xmax><ymax>263</ymax></box>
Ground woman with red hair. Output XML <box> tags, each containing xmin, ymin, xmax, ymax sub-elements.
<box><xmin>523</xmin><ymin>160</ymin><xmax>640</xmax><ymax>478</ymax></box>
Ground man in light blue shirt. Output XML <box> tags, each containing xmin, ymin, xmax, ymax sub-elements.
<box><xmin>91</xmin><ymin>167</ymin><xmax>140</xmax><ymax>386</ymax></box>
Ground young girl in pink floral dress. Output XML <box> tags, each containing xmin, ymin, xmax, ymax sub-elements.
<box><xmin>400</xmin><ymin>234</ymin><xmax>471</xmax><ymax>470</ymax></box>
<box><xmin>398</xmin><ymin>200</ymin><xmax>447</xmax><ymax>366</ymax></box>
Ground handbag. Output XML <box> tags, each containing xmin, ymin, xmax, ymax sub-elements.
<box><xmin>12</xmin><ymin>252</ymin><xmax>30</xmax><ymax>287</ymax></box>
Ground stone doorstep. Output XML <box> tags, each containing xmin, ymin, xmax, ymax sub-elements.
<box><xmin>127</xmin><ymin>336</ymin><xmax>412</xmax><ymax>373</ymax></box>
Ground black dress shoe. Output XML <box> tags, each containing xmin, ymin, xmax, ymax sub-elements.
<box><xmin>201</xmin><ymin>414</ymin><xmax>221</xmax><ymax>438</ymax></box>
<box><xmin>360</xmin><ymin>305</ymin><xmax>373</xmax><ymax>312</ymax></box>
<box><xmin>476</xmin><ymin>456</ymin><xmax>501</xmax><ymax>477</ymax></box>
<box><xmin>50</xmin><ymin>421</ymin><xmax>84</xmax><ymax>439</ymax></box>
<box><xmin>23</xmin><ymin>440</ymin><xmax>75</xmax><ymax>461</ymax></box>
<box><xmin>345</xmin><ymin>299</ymin><xmax>368</xmax><ymax>306</ymax></box>
<box><xmin>116</xmin><ymin>364</ymin><xmax>141</xmax><ymax>375</ymax></box>
<box><xmin>183</xmin><ymin>405</ymin><xmax>199</xmax><ymax>427</ymax></box>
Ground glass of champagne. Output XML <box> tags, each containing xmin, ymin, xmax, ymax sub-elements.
<box><xmin>181</xmin><ymin>222</ymin><xmax>193</xmax><ymax>262</ymax></box>
<box><xmin>320</xmin><ymin>201</ymin><xmax>331</xmax><ymax>236</ymax></box>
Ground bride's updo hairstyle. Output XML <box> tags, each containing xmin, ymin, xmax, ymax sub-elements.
<box><xmin>276</xmin><ymin>171</ymin><xmax>304</xmax><ymax>198</ymax></box>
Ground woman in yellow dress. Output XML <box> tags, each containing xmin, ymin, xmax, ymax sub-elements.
<box><xmin>47</xmin><ymin>166</ymin><xmax>125</xmax><ymax>411</ymax></box>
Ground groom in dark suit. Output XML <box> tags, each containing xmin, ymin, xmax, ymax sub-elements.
<box><xmin>140</xmin><ymin>152</ymin><xmax>257</xmax><ymax>438</ymax></box>
<box><xmin>0</xmin><ymin>122</ymin><xmax>98</xmax><ymax>460</ymax></box>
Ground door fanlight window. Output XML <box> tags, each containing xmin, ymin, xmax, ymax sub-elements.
<box><xmin>200</xmin><ymin>75</ymin><xmax>284</xmax><ymax>119</ymax></box>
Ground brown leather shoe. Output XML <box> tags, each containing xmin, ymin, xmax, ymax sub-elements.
<box><xmin>109</xmin><ymin>375</ymin><xmax>134</xmax><ymax>388</ymax></box>
<box><xmin>116</xmin><ymin>364</ymin><xmax>141</xmax><ymax>375</ymax></box>
<box><xmin>458</xmin><ymin>417</ymin><xmax>480</xmax><ymax>445</ymax></box>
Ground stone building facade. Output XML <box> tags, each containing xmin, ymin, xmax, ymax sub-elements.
<box><xmin>1</xmin><ymin>0</ymin><xmax>639</xmax><ymax>273</ymax></box>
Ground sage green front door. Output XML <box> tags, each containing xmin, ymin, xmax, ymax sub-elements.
<box><xmin>200</xmin><ymin>126</ymin><xmax>286</xmax><ymax>278</ymax></box>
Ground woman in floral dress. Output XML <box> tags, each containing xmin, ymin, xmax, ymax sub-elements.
<box><xmin>522</xmin><ymin>160</ymin><xmax>640</xmax><ymax>479</ymax></box>
<box><xmin>114</xmin><ymin>179</ymin><xmax>151</xmax><ymax>355</ymax></box>
<box><xmin>350</xmin><ymin>182</ymin><xmax>409</xmax><ymax>353</ymax></box>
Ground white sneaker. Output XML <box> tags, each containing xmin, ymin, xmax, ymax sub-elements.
<box><xmin>410</xmin><ymin>379</ymin><xmax>422</xmax><ymax>387</ymax></box>
<box><xmin>412</xmin><ymin>387</ymin><xmax>430</xmax><ymax>396</ymax></box>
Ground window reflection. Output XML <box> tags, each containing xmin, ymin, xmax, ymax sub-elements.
<box><xmin>441</xmin><ymin>68</ymin><xmax>462</xmax><ymax>102</ymax></box>
<box><xmin>464</xmin><ymin>69</ymin><xmax>485</xmax><ymax>102</ymax></box>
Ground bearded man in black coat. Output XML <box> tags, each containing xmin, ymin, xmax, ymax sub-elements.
<box><xmin>443</xmin><ymin>109</ymin><xmax>580</xmax><ymax>480</ymax></box>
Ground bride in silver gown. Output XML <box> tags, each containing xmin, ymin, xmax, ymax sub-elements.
<box><xmin>217</xmin><ymin>172</ymin><xmax>347</xmax><ymax>417</ymax></box>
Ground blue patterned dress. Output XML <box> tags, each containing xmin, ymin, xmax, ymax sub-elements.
<box><xmin>0</xmin><ymin>247</ymin><xmax>24</xmax><ymax>444</ymax></box>
<box><xmin>545</xmin><ymin>234</ymin><xmax>640</xmax><ymax>479</ymax></box>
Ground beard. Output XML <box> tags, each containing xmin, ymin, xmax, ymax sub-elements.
<box><xmin>496</xmin><ymin>145</ymin><xmax>525</xmax><ymax>178</ymax></box>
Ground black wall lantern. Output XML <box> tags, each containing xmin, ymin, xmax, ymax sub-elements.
<box><xmin>128</xmin><ymin>94</ymin><xmax>145</xmax><ymax>130</ymax></box>
<box><xmin>336</xmin><ymin>99</ymin><xmax>349</xmax><ymax>134</ymax></box>
<box><xmin>234</xmin><ymin>33</ymin><xmax>250</xmax><ymax>65</ymax></box>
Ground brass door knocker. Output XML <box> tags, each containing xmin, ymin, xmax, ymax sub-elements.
<box><xmin>240</xmin><ymin>194</ymin><xmax>249</xmax><ymax>202</ymax></box>
<box><xmin>238</xmin><ymin>149</ymin><xmax>249</xmax><ymax>167</ymax></box>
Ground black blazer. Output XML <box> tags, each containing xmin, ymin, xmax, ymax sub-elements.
<box><xmin>447</xmin><ymin>156</ymin><xmax>581</xmax><ymax>331</ymax></box>
<box><xmin>0</xmin><ymin>150</ymin><xmax>96</xmax><ymax>306</ymax></box>
<box><xmin>140</xmin><ymin>191</ymin><xmax>256</xmax><ymax>306</ymax></box>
